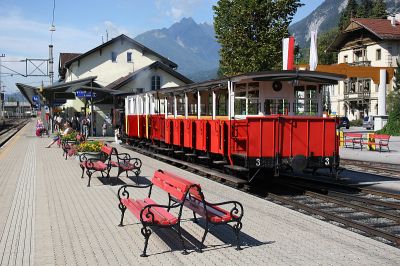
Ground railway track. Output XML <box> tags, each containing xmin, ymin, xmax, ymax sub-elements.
<box><xmin>0</xmin><ymin>118</ymin><xmax>30</xmax><ymax>148</ymax></box>
<box><xmin>339</xmin><ymin>159</ymin><xmax>400</xmax><ymax>178</ymax></box>
<box><xmin>122</xmin><ymin>141</ymin><xmax>400</xmax><ymax>248</ymax></box>
<box><xmin>266</xmin><ymin>176</ymin><xmax>400</xmax><ymax>247</ymax></box>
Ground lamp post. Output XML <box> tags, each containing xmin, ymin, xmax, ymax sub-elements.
<box><xmin>0</xmin><ymin>54</ymin><xmax>5</xmax><ymax>119</ymax></box>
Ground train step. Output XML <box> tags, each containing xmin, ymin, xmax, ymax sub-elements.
<box><xmin>224</xmin><ymin>165</ymin><xmax>249</xmax><ymax>172</ymax></box>
<box><xmin>197</xmin><ymin>156</ymin><xmax>211</xmax><ymax>160</ymax></box>
<box><xmin>185</xmin><ymin>153</ymin><xmax>197</xmax><ymax>157</ymax></box>
<box><xmin>174</xmin><ymin>150</ymin><xmax>185</xmax><ymax>154</ymax></box>
<box><xmin>213</xmin><ymin>160</ymin><xmax>228</xmax><ymax>165</ymax></box>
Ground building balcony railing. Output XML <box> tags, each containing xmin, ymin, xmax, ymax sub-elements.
<box><xmin>348</xmin><ymin>61</ymin><xmax>371</xmax><ymax>67</ymax></box>
<box><xmin>344</xmin><ymin>91</ymin><xmax>371</xmax><ymax>99</ymax></box>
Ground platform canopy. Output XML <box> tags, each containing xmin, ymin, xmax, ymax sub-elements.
<box><xmin>152</xmin><ymin>70</ymin><xmax>345</xmax><ymax>96</ymax></box>
<box><xmin>16</xmin><ymin>76</ymin><xmax>126</xmax><ymax>107</ymax></box>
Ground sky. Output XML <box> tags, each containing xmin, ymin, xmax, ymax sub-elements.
<box><xmin>0</xmin><ymin>0</ymin><xmax>324</xmax><ymax>94</ymax></box>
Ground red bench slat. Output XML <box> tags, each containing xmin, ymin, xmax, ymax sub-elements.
<box><xmin>184</xmin><ymin>197</ymin><xmax>235</xmax><ymax>223</ymax></box>
<box><xmin>121</xmin><ymin>198</ymin><xmax>178</xmax><ymax>226</ymax></box>
<box><xmin>152</xmin><ymin>171</ymin><xmax>190</xmax><ymax>201</ymax></box>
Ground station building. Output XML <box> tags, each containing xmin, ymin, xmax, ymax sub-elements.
<box><xmin>17</xmin><ymin>34</ymin><xmax>192</xmax><ymax>135</ymax></box>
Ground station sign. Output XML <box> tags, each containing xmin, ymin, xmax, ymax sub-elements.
<box><xmin>32</xmin><ymin>95</ymin><xmax>39</xmax><ymax>102</ymax></box>
<box><xmin>75</xmin><ymin>90</ymin><xmax>97</xmax><ymax>98</ymax></box>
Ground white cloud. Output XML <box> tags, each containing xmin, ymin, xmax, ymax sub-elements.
<box><xmin>104</xmin><ymin>21</ymin><xmax>129</xmax><ymax>40</ymax></box>
<box><xmin>167</xmin><ymin>7</ymin><xmax>184</xmax><ymax>20</ymax></box>
<box><xmin>0</xmin><ymin>14</ymin><xmax>131</xmax><ymax>92</ymax></box>
<box><xmin>157</xmin><ymin>0</ymin><xmax>204</xmax><ymax>21</ymax></box>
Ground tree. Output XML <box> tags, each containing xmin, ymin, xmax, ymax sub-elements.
<box><xmin>213</xmin><ymin>0</ymin><xmax>303</xmax><ymax>76</ymax></box>
<box><xmin>318</xmin><ymin>28</ymin><xmax>339</xmax><ymax>65</ymax></box>
<box><xmin>371</xmin><ymin>0</ymin><xmax>387</xmax><ymax>19</ymax></box>
<box><xmin>338</xmin><ymin>0</ymin><xmax>358</xmax><ymax>30</ymax></box>
<box><xmin>357</xmin><ymin>0</ymin><xmax>374</xmax><ymax>18</ymax></box>
<box><xmin>380</xmin><ymin>59</ymin><xmax>400</xmax><ymax>135</ymax></box>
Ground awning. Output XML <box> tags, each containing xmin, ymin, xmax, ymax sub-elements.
<box><xmin>15</xmin><ymin>83</ymin><xmax>39</xmax><ymax>105</ymax></box>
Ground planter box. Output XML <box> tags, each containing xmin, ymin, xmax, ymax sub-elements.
<box><xmin>76</xmin><ymin>152</ymin><xmax>101</xmax><ymax>161</ymax></box>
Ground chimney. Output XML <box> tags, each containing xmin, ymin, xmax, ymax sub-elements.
<box><xmin>395</xmin><ymin>14</ymin><xmax>400</xmax><ymax>23</ymax></box>
<box><xmin>388</xmin><ymin>16</ymin><xmax>396</xmax><ymax>26</ymax></box>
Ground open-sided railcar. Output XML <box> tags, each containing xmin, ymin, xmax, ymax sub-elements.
<box><xmin>124</xmin><ymin>70</ymin><xmax>344</xmax><ymax>179</ymax></box>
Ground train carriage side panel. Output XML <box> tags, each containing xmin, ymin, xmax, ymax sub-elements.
<box><xmin>127</xmin><ymin>115</ymin><xmax>139</xmax><ymax>138</ymax></box>
<box><xmin>323</xmin><ymin>118</ymin><xmax>338</xmax><ymax>156</ymax></box>
<box><xmin>287</xmin><ymin>118</ymin><xmax>308</xmax><ymax>157</ymax></box>
<box><xmin>246</xmin><ymin>117</ymin><xmax>278</xmax><ymax>167</ymax></box>
<box><xmin>138</xmin><ymin>115</ymin><xmax>147</xmax><ymax>139</ymax></box>
<box><xmin>149</xmin><ymin>115</ymin><xmax>158</xmax><ymax>140</ymax></box>
<box><xmin>209</xmin><ymin>120</ymin><xmax>224</xmax><ymax>154</ymax></box>
<box><xmin>230</xmin><ymin>119</ymin><xmax>248</xmax><ymax>155</ymax></box>
<box><xmin>165</xmin><ymin>118</ymin><xmax>173</xmax><ymax>144</ymax></box>
<box><xmin>173</xmin><ymin>118</ymin><xmax>184</xmax><ymax>146</ymax></box>
<box><xmin>183</xmin><ymin>119</ymin><xmax>194</xmax><ymax>148</ymax></box>
<box><xmin>308</xmin><ymin>119</ymin><xmax>325</xmax><ymax>157</ymax></box>
<box><xmin>195</xmin><ymin>120</ymin><xmax>207</xmax><ymax>151</ymax></box>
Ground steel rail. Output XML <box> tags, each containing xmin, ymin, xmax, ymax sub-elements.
<box><xmin>0</xmin><ymin>119</ymin><xmax>29</xmax><ymax>147</ymax></box>
<box><xmin>267</xmin><ymin>193</ymin><xmax>400</xmax><ymax>246</ymax></box>
<box><xmin>359</xmin><ymin>188</ymin><xmax>400</xmax><ymax>201</ymax></box>
<box><xmin>304</xmin><ymin>190</ymin><xmax>400</xmax><ymax>223</ymax></box>
<box><xmin>327</xmin><ymin>191</ymin><xmax>400</xmax><ymax>209</ymax></box>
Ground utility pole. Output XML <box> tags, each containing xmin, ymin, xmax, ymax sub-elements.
<box><xmin>0</xmin><ymin>54</ymin><xmax>5</xmax><ymax>119</ymax></box>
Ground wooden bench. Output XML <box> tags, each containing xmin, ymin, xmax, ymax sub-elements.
<box><xmin>118</xmin><ymin>170</ymin><xmax>244</xmax><ymax>256</ymax></box>
<box><xmin>362</xmin><ymin>134</ymin><xmax>391</xmax><ymax>152</ymax></box>
<box><xmin>343</xmin><ymin>133</ymin><xmax>363</xmax><ymax>149</ymax></box>
<box><xmin>79</xmin><ymin>144</ymin><xmax>143</xmax><ymax>186</ymax></box>
<box><xmin>110</xmin><ymin>149</ymin><xmax>142</xmax><ymax>185</ymax></box>
<box><xmin>117</xmin><ymin>170</ymin><xmax>201</xmax><ymax>257</ymax></box>
<box><xmin>163</xmin><ymin>170</ymin><xmax>244</xmax><ymax>251</ymax></box>
<box><xmin>79</xmin><ymin>144</ymin><xmax>114</xmax><ymax>187</ymax></box>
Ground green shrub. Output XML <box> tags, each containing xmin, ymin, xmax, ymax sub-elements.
<box><xmin>350</xmin><ymin>119</ymin><xmax>363</xmax><ymax>127</ymax></box>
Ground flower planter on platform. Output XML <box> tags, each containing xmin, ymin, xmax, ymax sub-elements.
<box><xmin>76</xmin><ymin>152</ymin><xmax>101</xmax><ymax>161</ymax></box>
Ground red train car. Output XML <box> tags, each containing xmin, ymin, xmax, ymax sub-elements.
<box><xmin>124</xmin><ymin>70</ymin><xmax>344</xmax><ymax>179</ymax></box>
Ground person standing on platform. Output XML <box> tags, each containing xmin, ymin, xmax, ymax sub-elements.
<box><xmin>82</xmin><ymin>117</ymin><xmax>89</xmax><ymax>139</ymax></box>
<box><xmin>114</xmin><ymin>127</ymin><xmax>121</xmax><ymax>145</ymax></box>
<box><xmin>102</xmin><ymin>121</ymin><xmax>107</xmax><ymax>137</ymax></box>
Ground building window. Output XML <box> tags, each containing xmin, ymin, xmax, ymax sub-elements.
<box><xmin>127</xmin><ymin>52</ymin><xmax>132</xmax><ymax>62</ymax></box>
<box><xmin>376</xmin><ymin>49</ymin><xmax>381</xmax><ymax>61</ymax></box>
<box><xmin>344</xmin><ymin>55</ymin><xmax>348</xmax><ymax>63</ymax></box>
<box><xmin>111</xmin><ymin>52</ymin><xmax>117</xmax><ymax>62</ymax></box>
<box><xmin>151</xmin><ymin>75</ymin><xmax>161</xmax><ymax>90</ymax></box>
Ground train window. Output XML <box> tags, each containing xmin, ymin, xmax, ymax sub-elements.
<box><xmin>248</xmin><ymin>90</ymin><xmax>259</xmax><ymax>98</ymax></box>
<box><xmin>294</xmin><ymin>86</ymin><xmax>305</xmax><ymax>115</ymax></box>
<box><xmin>236</xmin><ymin>83</ymin><xmax>246</xmax><ymax>91</ymax></box>
<box><xmin>235</xmin><ymin>98</ymin><xmax>246</xmax><ymax>115</ymax></box>
<box><xmin>248</xmin><ymin>82</ymin><xmax>259</xmax><ymax>90</ymax></box>
<box><xmin>264</xmin><ymin>99</ymin><xmax>289</xmax><ymax>115</ymax></box>
<box><xmin>177</xmin><ymin>97</ymin><xmax>185</xmax><ymax>115</ymax></box>
<box><xmin>216</xmin><ymin>93</ymin><xmax>227</xmax><ymax>116</ymax></box>
<box><xmin>248</xmin><ymin>99</ymin><xmax>260</xmax><ymax>115</ymax></box>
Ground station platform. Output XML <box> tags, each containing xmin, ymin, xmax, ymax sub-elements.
<box><xmin>339</xmin><ymin>135</ymin><xmax>400</xmax><ymax>164</ymax></box>
<box><xmin>0</xmin><ymin>121</ymin><xmax>399</xmax><ymax>265</ymax></box>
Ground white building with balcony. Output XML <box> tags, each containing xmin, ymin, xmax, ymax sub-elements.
<box><xmin>328</xmin><ymin>17</ymin><xmax>400</xmax><ymax>120</ymax></box>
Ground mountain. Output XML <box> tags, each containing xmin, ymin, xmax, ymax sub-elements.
<box><xmin>289</xmin><ymin>0</ymin><xmax>400</xmax><ymax>48</ymax></box>
<box><xmin>135</xmin><ymin>17</ymin><xmax>220</xmax><ymax>82</ymax></box>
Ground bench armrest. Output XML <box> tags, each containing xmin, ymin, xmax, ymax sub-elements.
<box><xmin>140</xmin><ymin>202</ymin><xmax>181</xmax><ymax>224</ymax></box>
<box><xmin>206</xmin><ymin>200</ymin><xmax>244</xmax><ymax>221</ymax></box>
<box><xmin>118</xmin><ymin>157</ymin><xmax>142</xmax><ymax>168</ymax></box>
<box><xmin>118</xmin><ymin>183</ymin><xmax>153</xmax><ymax>203</ymax></box>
